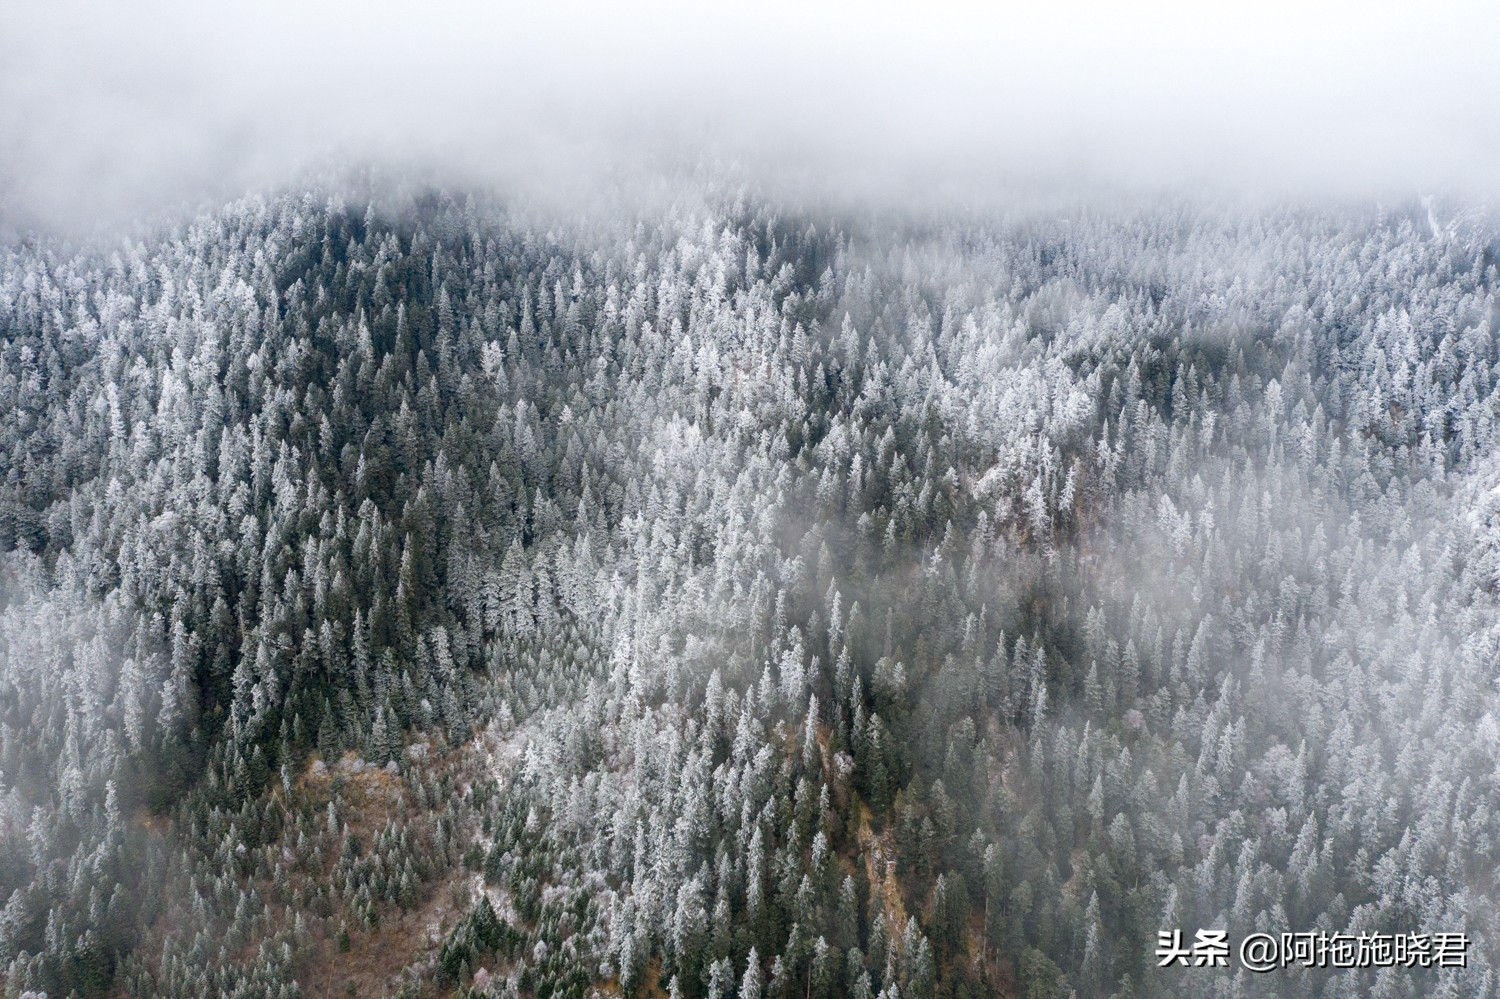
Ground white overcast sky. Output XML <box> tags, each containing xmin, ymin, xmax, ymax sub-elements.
<box><xmin>1</xmin><ymin>0</ymin><xmax>1496</xmax><ymax>229</ymax></box>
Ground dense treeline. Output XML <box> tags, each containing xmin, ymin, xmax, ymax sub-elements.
<box><xmin>0</xmin><ymin>187</ymin><xmax>1497</xmax><ymax>998</ymax></box>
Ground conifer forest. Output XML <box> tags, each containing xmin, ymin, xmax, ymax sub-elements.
<box><xmin>1</xmin><ymin>180</ymin><xmax>1498</xmax><ymax>999</ymax></box>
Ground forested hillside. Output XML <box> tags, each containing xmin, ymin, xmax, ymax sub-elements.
<box><xmin>1</xmin><ymin>188</ymin><xmax>1498</xmax><ymax>999</ymax></box>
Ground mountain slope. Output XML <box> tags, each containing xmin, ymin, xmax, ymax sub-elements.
<box><xmin>1</xmin><ymin>190</ymin><xmax>1497</xmax><ymax>998</ymax></box>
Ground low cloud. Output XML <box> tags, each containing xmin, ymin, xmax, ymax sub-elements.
<box><xmin>3</xmin><ymin>0</ymin><xmax>1496</xmax><ymax>232</ymax></box>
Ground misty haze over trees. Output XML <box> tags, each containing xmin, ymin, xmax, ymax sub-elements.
<box><xmin>0</xmin><ymin>178</ymin><xmax>1497</xmax><ymax>999</ymax></box>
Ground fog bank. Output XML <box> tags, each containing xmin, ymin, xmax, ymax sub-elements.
<box><xmin>3</xmin><ymin>0</ymin><xmax>1496</xmax><ymax>232</ymax></box>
